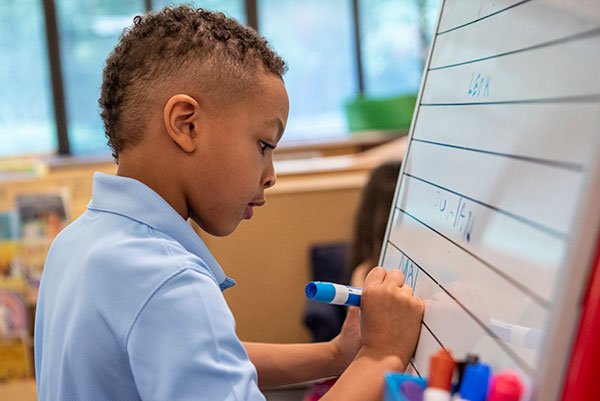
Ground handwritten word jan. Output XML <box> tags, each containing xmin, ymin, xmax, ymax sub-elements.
<box><xmin>467</xmin><ymin>72</ymin><xmax>491</xmax><ymax>98</ymax></box>
<box><xmin>434</xmin><ymin>190</ymin><xmax>475</xmax><ymax>242</ymax></box>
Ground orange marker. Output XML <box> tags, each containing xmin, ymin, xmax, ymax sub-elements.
<box><xmin>424</xmin><ymin>349</ymin><xmax>457</xmax><ymax>401</ymax></box>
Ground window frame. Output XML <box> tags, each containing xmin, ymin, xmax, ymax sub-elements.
<box><xmin>37</xmin><ymin>0</ymin><xmax>363</xmax><ymax>157</ymax></box>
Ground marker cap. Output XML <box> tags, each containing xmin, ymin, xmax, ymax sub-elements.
<box><xmin>428</xmin><ymin>349</ymin><xmax>456</xmax><ymax>391</ymax></box>
<box><xmin>487</xmin><ymin>370</ymin><xmax>524</xmax><ymax>401</ymax></box>
<box><xmin>459</xmin><ymin>362</ymin><xmax>491</xmax><ymax>401</ymax></box>
<box><xmin>305</xmin><ymin>282</ymin><xmax>335</xmax><ymax>303</ymax></box>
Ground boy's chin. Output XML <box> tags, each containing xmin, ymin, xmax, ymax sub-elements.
<box><xmin>210</xmin><ymin>224</ymin><xmax>239</xmax><ymax>237</ymax></box>
<box><xmin>191</xmin><ymin>216</ymin><xmax>240</xmax><ymax>237</ymax></box>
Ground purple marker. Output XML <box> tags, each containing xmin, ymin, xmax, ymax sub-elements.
<box><xmin>401</xmin><ymin>380</ymin><xmax>425</xmax><ymax>401</ymax></box>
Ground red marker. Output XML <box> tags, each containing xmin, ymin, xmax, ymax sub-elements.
<box><xmin>487</xmin><ymin>370</ymin><xmax>524</xmax><ymax>401</ymax></box>
<box><xmin>424</xmin><ymin>349</ymin><xmax>456</xmax><ymax>401</ymax></box>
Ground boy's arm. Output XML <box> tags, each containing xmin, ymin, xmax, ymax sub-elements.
<box><xmin>321</xmin><ymin>267</ymin><xmax>424</xmax><ymax>401</ymax></box>
<box><xmin>243</xmin><ymin>342</ymin><xmax>341</xmax><ymax>388</ymax></box>
<box><xmin>243</xmin><ymin>307</ymin><xmax>361</xmax><ymax>388</ymax></box>
<box><xmin>245</xmin><ymin>267</ymin><xmax>424</xmax><ymax>399</ymax></box>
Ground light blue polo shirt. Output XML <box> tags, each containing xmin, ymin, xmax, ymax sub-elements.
<box><xmin>35</xmin><ymin>172</ymin><xmax>265</xmax><ymax>401</ymax></box>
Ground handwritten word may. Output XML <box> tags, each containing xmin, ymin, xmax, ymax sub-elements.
<box><xmin>398</xmin><ymin>253</ymin><xmax>419</xmax><ymax>291</ymax></box>
<box><xmin>467</xmin><ymin>72</ymin><xmax>491</xmax><ymax>98</ymax></box>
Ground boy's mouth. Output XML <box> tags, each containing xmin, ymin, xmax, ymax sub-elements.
<box><xmin>244</xmin><ymin>200</ymin><xmax>265</xmax><ymax>219</ymax></box>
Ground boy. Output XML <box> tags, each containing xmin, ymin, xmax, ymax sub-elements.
<box><xmin>34</xmin><ymin>6</ymin><xmax>424</xmax><ymax>401</ymax></box>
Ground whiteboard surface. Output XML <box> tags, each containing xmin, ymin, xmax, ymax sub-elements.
<box><xmin>379</xmin><ymin>1</ymin><xmax>600</xmax><ymax>399</ymax></box>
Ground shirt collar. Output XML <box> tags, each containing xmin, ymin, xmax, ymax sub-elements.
<box><xmin>87</xmin><ymin>172</ymin><xmax>235</xmax><ymax>291</ymax></box>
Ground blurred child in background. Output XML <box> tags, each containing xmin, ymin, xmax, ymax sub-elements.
<box><xmin>303</xmin><ymin>159</ymin><xmax>402</xmax><ymax>401</ymax></box>
<box><xmin>350</xmin><ymin>160</ymin><xmax>402</xmax><ymax>287</ymax></box>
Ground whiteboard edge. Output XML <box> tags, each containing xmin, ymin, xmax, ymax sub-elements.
<box><xmin>379</xmin><ymin>0</ymin><xmax>446</xmax><ymax>268</ymax></box>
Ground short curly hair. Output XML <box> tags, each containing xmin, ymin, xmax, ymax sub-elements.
<box><xmin>99</xmin><ymin>5</ymin><xmax>287</xmax><ymax>160</ymax></box>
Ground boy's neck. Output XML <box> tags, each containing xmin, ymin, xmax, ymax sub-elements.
<box><xmin>116</xmin><ymin>149</ymin><xmax>189</xmax><ymax>222</ymax></box>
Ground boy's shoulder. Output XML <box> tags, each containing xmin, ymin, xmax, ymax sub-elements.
<box><xmin>41</xmin><ymin>212</ymin><xmax>220</xmax><ymax>319</ymax></box>
<box><xmin>51</xmin><ymin>172</ymin><xmax>226</xmax><ymax>287</ymax></box>
<box><xmin>60</xmin><ymin>208</ymin><xmax>217</xmax><ymax>283</ymax></box>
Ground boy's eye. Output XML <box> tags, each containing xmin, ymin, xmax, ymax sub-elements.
<box><xmin>259</xmin><ymin>141</ymin><xmax>275</xmax><ymax>155</ymax></box>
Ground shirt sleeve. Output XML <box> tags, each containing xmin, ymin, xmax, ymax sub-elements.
<box><xmin>126</xmin><ymin>268</ymin><xmax>265</xmax><ymax>401</ymax></box>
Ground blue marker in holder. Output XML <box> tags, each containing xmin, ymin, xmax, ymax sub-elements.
<box><xmin>456</xmin><ymin>362</ymin><xmax>491</xmax><ymax>401</ymax></box>
<box><xmin>305</xmin><ymin>281</ymin><xmax>362</xmax><ymax>306</ymax></box>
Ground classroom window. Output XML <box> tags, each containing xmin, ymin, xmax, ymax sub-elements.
<box><xmin>55</xmin><ymin>0</ymin><xmax>146</xmax><ymax>155</ymax></box>
<box><xmin>1</xmin><ymin>0</ymin><xmax>440</xmax><ymax>157</ymax></box>
<box><xmin>0</xmin><ymin>0</ymin><xmax>56</xmax><ymax>157</ymax></box>
<box><xmin>258</xmin><ymin>0</ymin><xmax>358</xmax><ymax>141</ymax></box>
<box><xmin>359</xmin><ymin>0</ymin><xmax>441</xmax><ymax>97</ymax></box>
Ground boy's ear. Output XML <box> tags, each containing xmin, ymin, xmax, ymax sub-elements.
<box><xmin>163</xmin><ymin>94</ymin><xmax>201</xmax><ymax>153</ymax></box>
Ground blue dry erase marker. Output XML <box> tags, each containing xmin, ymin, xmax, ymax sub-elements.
<box><xmin>454</xmin><ymin>362</ymin><xmax>491</xmax><ymax>401</ymax></box>
<box><xmin>305</xmin><ymin>281</ymin><xmax>362</xmax><ymax>306</ymax></box>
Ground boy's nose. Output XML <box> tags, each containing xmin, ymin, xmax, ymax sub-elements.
<box><xmin>262</xmin><ymin>163</ymin><xmax>277</xmax><ymax>189</ymax></box>
<box><xmin>263</xmin><ymin>173</ymin><xmax>276</xmax><ymax>189</ymax></box>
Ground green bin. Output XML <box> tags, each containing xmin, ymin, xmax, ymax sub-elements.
<box><xmin>344</xmin><ymin>94</ymin><xmax>417</xmax><ymax>132</ymax></box>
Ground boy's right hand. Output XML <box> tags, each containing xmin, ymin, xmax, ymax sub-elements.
<box><xmin>320</xmin><ymin>267</ymin><xmax>424</xmax><ymax>400</ymax></box>
<box><xmin>359</xmin><ymin>266</ymin><xmax>424</xmax><ymax>369</ymax></box>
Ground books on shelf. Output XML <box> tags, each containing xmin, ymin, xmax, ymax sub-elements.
<box><xmin>0</xmin><ymin>276</ymin><xmax>31</xmax><ymax>379</ymax></box>
<box><xmin>14</xmin><ymin>190</ymin><xmax>70</xmax><ymax>241</ymax></box>
<box><xmin>0</xmin><ymin>188</ymin><xmax>71</xmax><ymax>289</ymax></box>
<box><xmin>0</xmin><ymin>276</ymin><xmax>27</xmax><ymax>337</ymax></box>
<box><xmin>0</xmin><ymin>211</ymin><xmax>19</xmax><ymax>240</ymax></box>
<box><xmin>0</xmin><ymin>187</ymin><xmax>71</xmax><ymax>379</ymax></box>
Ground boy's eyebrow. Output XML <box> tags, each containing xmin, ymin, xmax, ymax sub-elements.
<box><xmin>265</xmin><ymin>118</ymin><xmax>284</xmax><ymax>143</ymax></box>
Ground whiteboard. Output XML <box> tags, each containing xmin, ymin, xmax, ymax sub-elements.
<box><xmin>379</xmin><ymin>1</ymin><xmax>600</xmax><ymax>399</ymax></box>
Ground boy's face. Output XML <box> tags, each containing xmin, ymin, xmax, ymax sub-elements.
<box><xmin>186</xmin><ymin>72</ymin><xmax>289</xmax><ymax>237</ymax></box>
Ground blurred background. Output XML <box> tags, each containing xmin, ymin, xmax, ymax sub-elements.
<box><xmin>0</xmin><ymin>0</ymin><xmax>440</xmax><ymax>399</ymax></box>
<box><xmin>1</xmin><ymin>0</ymin><xmax>439</xmax><ymax>157</ymax></box>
